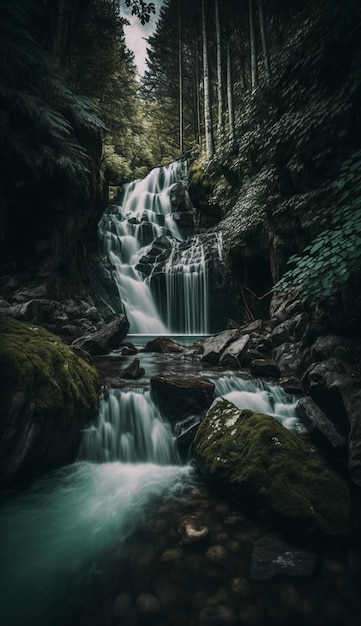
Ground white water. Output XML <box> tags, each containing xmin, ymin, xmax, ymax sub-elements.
<box><xmin>214</xmin><ymin>374</ymin><xmax>305</xmax><ymax>432</ymax></box>
<box><xmin>79</xmin><ymin>387</ymin><xmax>180</xmax><ymax>465</ymax></box>
<box><xmin>99</xmin><ymin>161</ymin><xmax>212</xmax><ymax>334</ymax></box>
<box><xmin>0</xmin><ymin>462</ymin><xmax>192</xmax><ymax>626</ymax></box>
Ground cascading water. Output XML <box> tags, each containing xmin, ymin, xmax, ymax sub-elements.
<box><xmin>79</xmin><ymin>387</ymin><xmax>179</xmax><ymax>465</ymax></box>
<box><xmin>99</xmin><ymin>160</ymin><xmax>212</xmax><ymax>334</ymax></box>
<box><xmin>214</xmin><ymin>374</ymin><xmax>306</xmax><ymax>432</ymax></box>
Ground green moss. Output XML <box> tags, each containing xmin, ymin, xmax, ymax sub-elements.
<box><xmin>0</xmin><ymin>314</ymin><xmax>100</xmax><ymax>425</ymax></box>
<box><xmin>194</xmin><ymin>399</ymin><xmax>350</xmax><ymax>538</ymax></box>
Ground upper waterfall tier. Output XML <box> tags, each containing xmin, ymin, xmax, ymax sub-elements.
<box><xmin>99</xmin><ymin>160</ymin><xmax>217</xmax><ymax>335</ymax></box>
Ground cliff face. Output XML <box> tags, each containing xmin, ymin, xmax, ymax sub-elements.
<box><xmin>212</xmin><ymin>0</ymin><xmax>361</xmax><ymax>321</ymax></box>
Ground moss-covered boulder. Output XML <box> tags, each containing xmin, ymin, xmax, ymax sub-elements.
<box><xmin>0</xmin><ymin>314</ymin><xmax>100</xmax><ymax>486</ymax></box>
<box><xmin>193</xmin><ymin>398</ymin><xmax>350</xmax><ymax>545</ymax></box>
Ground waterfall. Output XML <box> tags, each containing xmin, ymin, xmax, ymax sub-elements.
<box><xmin>214</xmin><ymin>374</ymin><xmax>305</xmax><ymax>432</ymax></box>
<box><xmin>80</xmin><ymin>387</ymin><xmax>180</xmax><ymax>465</ymax></box>
<box><xmin>99</xmin><ymin>160</ymin><xmax>214</xmax><ymax>334</ymax></box>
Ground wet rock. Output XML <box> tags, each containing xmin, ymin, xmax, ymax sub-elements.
<box><xmin>250</xmin><ymin>536</ymin><xmax>316</xmax><ymax>581</ymax></box>
<box><xmin>273</xmin><ymin>342</ymin><xmax>303</xmax><ymax>377</ymax></box>
<box><xmin>271</xmin><ymin>320</ymin><xmax>294</xmax><ymax>346</ymax></box>
<box><xmin>161</xmin><ymin>548</ymin><xmax>183</xmax><ymax>562</ymax></box>
<box><xmin>279</xmin><ymin>376</ymin><xmax>302</xmax><ymax>394</ymax></box>
<box><xmin>0</xmin><ymin>315</ymin><xmax>99</xmax><ymax>487</ymax></box>
<box><xmin>310</xmin><ymin>334</ymin><xmax>357</xmax><ymax>363</ymax></box>
<box><xmin>136</xmin><ymin>593</ymin><xmax>161</xmax><ymax>616</ymax></box>
<box><xmin>219</xmin><ymin>334</ymin><xmax>250</xmax><ymax>368</ymax></box>
<box><xmin>297</xmin><ymin>396</ymin><xmax>347</xmax><ymax>457</ymax></box>
<box><xmin>150</xmin><ymin>375</ymin><xmax>215</xmax><ymax>421</ymax></box>
<box><xmin>144</xmin><ymin>336</ymin><xmax>184</xmax><ymax>353</ymax></box>
<box><xmin>302</xmin><ymin>358</ymin><xmax>361</xmax><ymax>486</ymax></box>
<box><xmin>201</xmin><ymin>329</ymin><xmax>240</xmax><ymax>364</ymax></box>
<box><xmin>194</xmin><ymin>398</ymin><xmax>351</xmax><ymax>545</ymax></box>
<box><xmin>270</xmin><ymin>294</ymin><xmax>304</xmax><ymax>326</ymax></box>
<box><xmin>206</xmin><ymin>545</ymin><xmax>229</xmax><ymax>562</ymax></box>
<box><xmin>72</xmin><ymin>314</ymin><xmax>129</xmax><ymax>355</ymax></box>
<box><xmin>174</xmin><ymin>415</ymin><xmax>201</xmax><ymax>448</ymax></box>
<box><xmin>121</xmin><ymin>342</ymin><xmax>138</xmax><ymax>356</ymax></box>
<box><xmin>120</xmin><ymin>358</ymin><xmax>145</xmax><ymax>380</ymax></box>
<box><xmin>250</xmin><ymin>359</ymin><xmax>280</xmax><ymax>378</ymax></box>
<box><xmin>301</xmin><ymin>319</ymin><xmax>330</xmax><ymax>346</ymax></box>
<box><xmin>176</xmin><ymin>515</ymin><xmax>210</xmax><ymax>545</ymax></box>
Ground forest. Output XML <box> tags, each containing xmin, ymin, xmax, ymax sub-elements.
<box><xmin>1</xmin><ymin>0</ymin><xmax>361</xmax><ymax>625</ymax></box>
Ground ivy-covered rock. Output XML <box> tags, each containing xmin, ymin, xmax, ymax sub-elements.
<box><xmin>0</xmin><ymin>314</ymin><xmax>100</xmax><ymax>486</ymax></box>
<box><xmin>193</xmin><ymin>398</ymin><xmax>350</xmax><ymax>545</ymax></box>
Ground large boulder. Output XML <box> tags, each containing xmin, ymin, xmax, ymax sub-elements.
<box><xmin>302</xmin><ymin>359</ymin><xmax>361</xmax><ymax>486</ymax></box>
<box><xmin>201</xmin><ymin>329</ymin><xmax>240</xmax><ymax>365</ymax></box>
<box><xmin>297</xmin><ymin>396</ymin><xmax>347</xmax><ymax>458</ymax></box>
<box><xmin>219</xmin><ymin>334</ymin><xmax>250</xmax><ymax>368</ymax></box>
<box><xmin>0</xmin><ymin>315</ymin><xmax>100</xmax><ymax>487</ymax></box>
<box><xmin>150</xmin><ymin>375</ymin><xmax>215</xmax><ymax>421</ymax></box>
<box><xmin>72</xmin><ymin>314</ymin><xmax>129</xmax><ymax>355</ymax></box>
<box><xmin>193</xmin><ymin>398</ymin><xmax>350</xmax><ymax>545</ymax></box>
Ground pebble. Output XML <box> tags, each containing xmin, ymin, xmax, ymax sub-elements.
<box><xmin>136</xmin><ymin>593</ymin><xmax>162</xmax><ymax>615</ymax></box>
<box><xmin>177</xmin><ymin>515</ymin><xmax>210</xmax><ymax>545</ymax></box>
<box><xmin>206</xmin><ymin>544</ymin><xmax>229</xmax><ymax>562</ymax></box>
<box><xmin>200</xmin><ymin>604</ymin><xmax>238</xmax><ymax>625</ymax></box>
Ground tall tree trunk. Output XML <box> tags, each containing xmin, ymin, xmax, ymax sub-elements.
<box><xmin>215</xmin><ymin>0</ymin><xmax>223</xmax><ymax>135</ymax></box>
<box><xmin>178</xmin><ymin>0</ymin><xmax>183</xmax><ymax>154</ymax></box>
<box><xmin>226</xmin><ymin>41</ymin><xmax>235</xmax><ymax>141</ymax></box>
<box><xmin>248</xmin><ymin>0</ymin><xmax>258</xmax><ymax>92</ymax></box>
<box><xmin>257</xmin><ymin>0</ymin><xmax>270</xmax><ymax>76</ymax></box>
<box><xmin>195</xmin><ymin>33</ymin><xmax>202</xmax><ymax>145</ymax></box>
<box><xmin>202</xmin><ymin>0</ymin><xmax>214</xmax><ymax>159</ymax></box>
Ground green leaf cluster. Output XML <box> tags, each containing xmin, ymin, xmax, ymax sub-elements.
<box><xmin>275</xmin><ymin>151</ymin><xmax>361</xmax><ymax>302</ymax></box>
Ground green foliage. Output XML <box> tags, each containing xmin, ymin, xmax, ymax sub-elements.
<box><xmin>124</xmin><ymin>0</ymin><xmax>156</xmax><ymax>24</ymax></box>
<box><xmin>275</xmin><ymin>151</ymin><xmax>361</xmax><ymax>302</ymax></box>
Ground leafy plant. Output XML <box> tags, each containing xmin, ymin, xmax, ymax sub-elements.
<box><xmin>274</xmin><ymin>151</ymin><xmax>361</xmax><ymax>302</ymax></box>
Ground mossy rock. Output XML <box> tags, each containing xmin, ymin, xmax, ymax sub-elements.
<box><xmin>0</xmin><ymin>314</ymin><xmax>100</xmax><ymax>486</ymax></box>
<box><xmin>193</xmin><ymin>398</ymin><xmax>350</xmax><ymax>545</ymax></box>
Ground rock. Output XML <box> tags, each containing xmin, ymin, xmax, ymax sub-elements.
<box><xmin>250</xmin><ymin>536</ymin><xmax>317</xmax><ymax>581</ymax></box>
<box><xmin>219</xmin><ymin>335</ymin><xmax>250</xmax><ymax>368</ymax></box>
<box><xmin>250</xmin><ymin>359</ymin><xmax>280</xmax><ymax>378</ymax></box>
<box><xmin>201</xmin><ymin>329</ymin><xmax>240</xmax><ymax>364</ymax></box>
<box><xmin>310</xmin><ymin>335</ymin><xmax>357</xmax><ymax>363</ymax></box>
<box><xmin>0</xmin><ymin>314</ymin><xmax>99</xmax><ymax>487</ymax></box>
<box><xmin>273</xmin><ymin>342</ymin><xmax>303</xmax><ymax>378</ymax></box>
<box><xmin>302</xmin><ymin>359</ymin><xmax>361</xmax><ymax>486</ymax></box>
<box><xmin>270</xmin><ymin>295</ymin><xmax>304</xmax><ymax>326</ymax></box>
<box><xmin>72</xmin><ymin>314</ymin><xmax>129</xmax><ymax>355</ymax></box>
<box><xmin>174</xmin><ymin>415</ymin><xmax>201</xmax><ymax>448</ymax></box>
<box><xmin>136</xmin><ymin>593</ymin><xmax>161</xmax><ymax>616</ymax></box>
<box><xmin>150</xmin><ymin>375</ymin><xmax>215</xmax><ymax>421</ymax></box>
<box><xmin>241</xmin><ymin>319</ymin><xmax>264</xmax><ymax>334</ymax></box>
<box><xmin>206</xmin><ymin>545</ymin><xmax>229</xmax><ymax>562</ymax></box>
<box><xmin>121</xmin><ymin>342</ymin><xmax>138</xmax><ymax>355</ymax></box>
<box><xmin>271</xmin><ymin>320</ymin><xmax>294</xmax><ymax>346</ymax></box>
<box><xmin>120</xmin><ymin>358</ymin><xmax>145</xmax><ymax>380</ymax></box>
<box><xmin>297</xmin><ymin>396</ymin><xmax>347</xmax><ymax>457</ymax></box>
<box><xmin>176</xmin><ymin>515</ymin><xmax>210</xmax><ymax>544</ymax></box>
<box><xmin>279</xmin><ymin>376</ymin><xmax>302</xmax><ymax>395</ymax></box>
<box><xmin>301</xmin><ymin>320</ymin><xmax>330</xmax><ymax>347</ymax></box>
<box><xmin>193</xmin><ymin>398</ymin><xmax>350</xmax><ymax>544</ymax></box>
<box><xmin>144</xmin><ymin>336</ymin><xmax>184</xmax><ymax>353</ymax></box>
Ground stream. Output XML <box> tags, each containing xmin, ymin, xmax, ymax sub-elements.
<box><xmin>1</xmin><ymin>162</ymin><xmax>360</xmax><ymax>626</ymax></box>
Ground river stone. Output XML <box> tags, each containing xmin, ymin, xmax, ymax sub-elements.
<box><xmin>120</xmin><ymin>358</ymin><xmax>145</xmax><ymax>380</ymax></box>
<box><xmin>201</xmin><ymin>329</ymin><xmax>241</xmax><ymax>364</ymax></box>
<box><xmin>250</xmin><ymin>536</ymin><xmax>316</xmax><ymax>581</ymax></box>
<box><xmin>177</xmin><ymin>515</ymin><xmax>210</xmax><ymax>544</ymax></box>
<box><xmin>219</xmin><ymin>334</ymin><xmax>250</xmax><ymax>368</ymax></box>
<box><xmin>150</xmin><ymin>375</ymin><xmax>215</xmax><ymax>421</ymax></box>
<box><xmin>297</xmin><ymin>396</ymin><xmax>347</xmax><ymax>457</ymax></box>
<box><xmin>199</xmin><ymin>604</ymin><xmax>238</xmax><ymax>626</ymax></box>
<box><xmin>136</xmin><ymin>593</ymin><xmax>161</xmax><ymax>615</ymax></box>
<box><xmin>144</xmin><ymin>336</ymin><xmax>184</xmax><ymax>353</ymax></box>
<box><xmin>0</xmin><ymin>314</ymin><xmax>99</xmax><ymax>486</ymax></box>
<box><xmin>72</xmin><ymin>314</ymin><xmax>129</xmax><ymax>355</ymax></box>
<box><xmin>273</xmin><ymin>342</ymin><xmax>303</xmax><ymax>377</ymax></box>
<box><xmin>193</xmin><ymin>398</ymin><xmax>351</xmax><ymax>544</ymax></box>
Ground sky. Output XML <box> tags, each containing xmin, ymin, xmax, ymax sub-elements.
<box><xmin>121</xmin><ymin>0</ymin><xmax>165</xmax><ymax>77</ymax></box>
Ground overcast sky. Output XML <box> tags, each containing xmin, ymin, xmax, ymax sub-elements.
<box><xmin>121</xmin><ymin>0</ymin><xmax>165</xmax><ymax>77</ymax></box>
